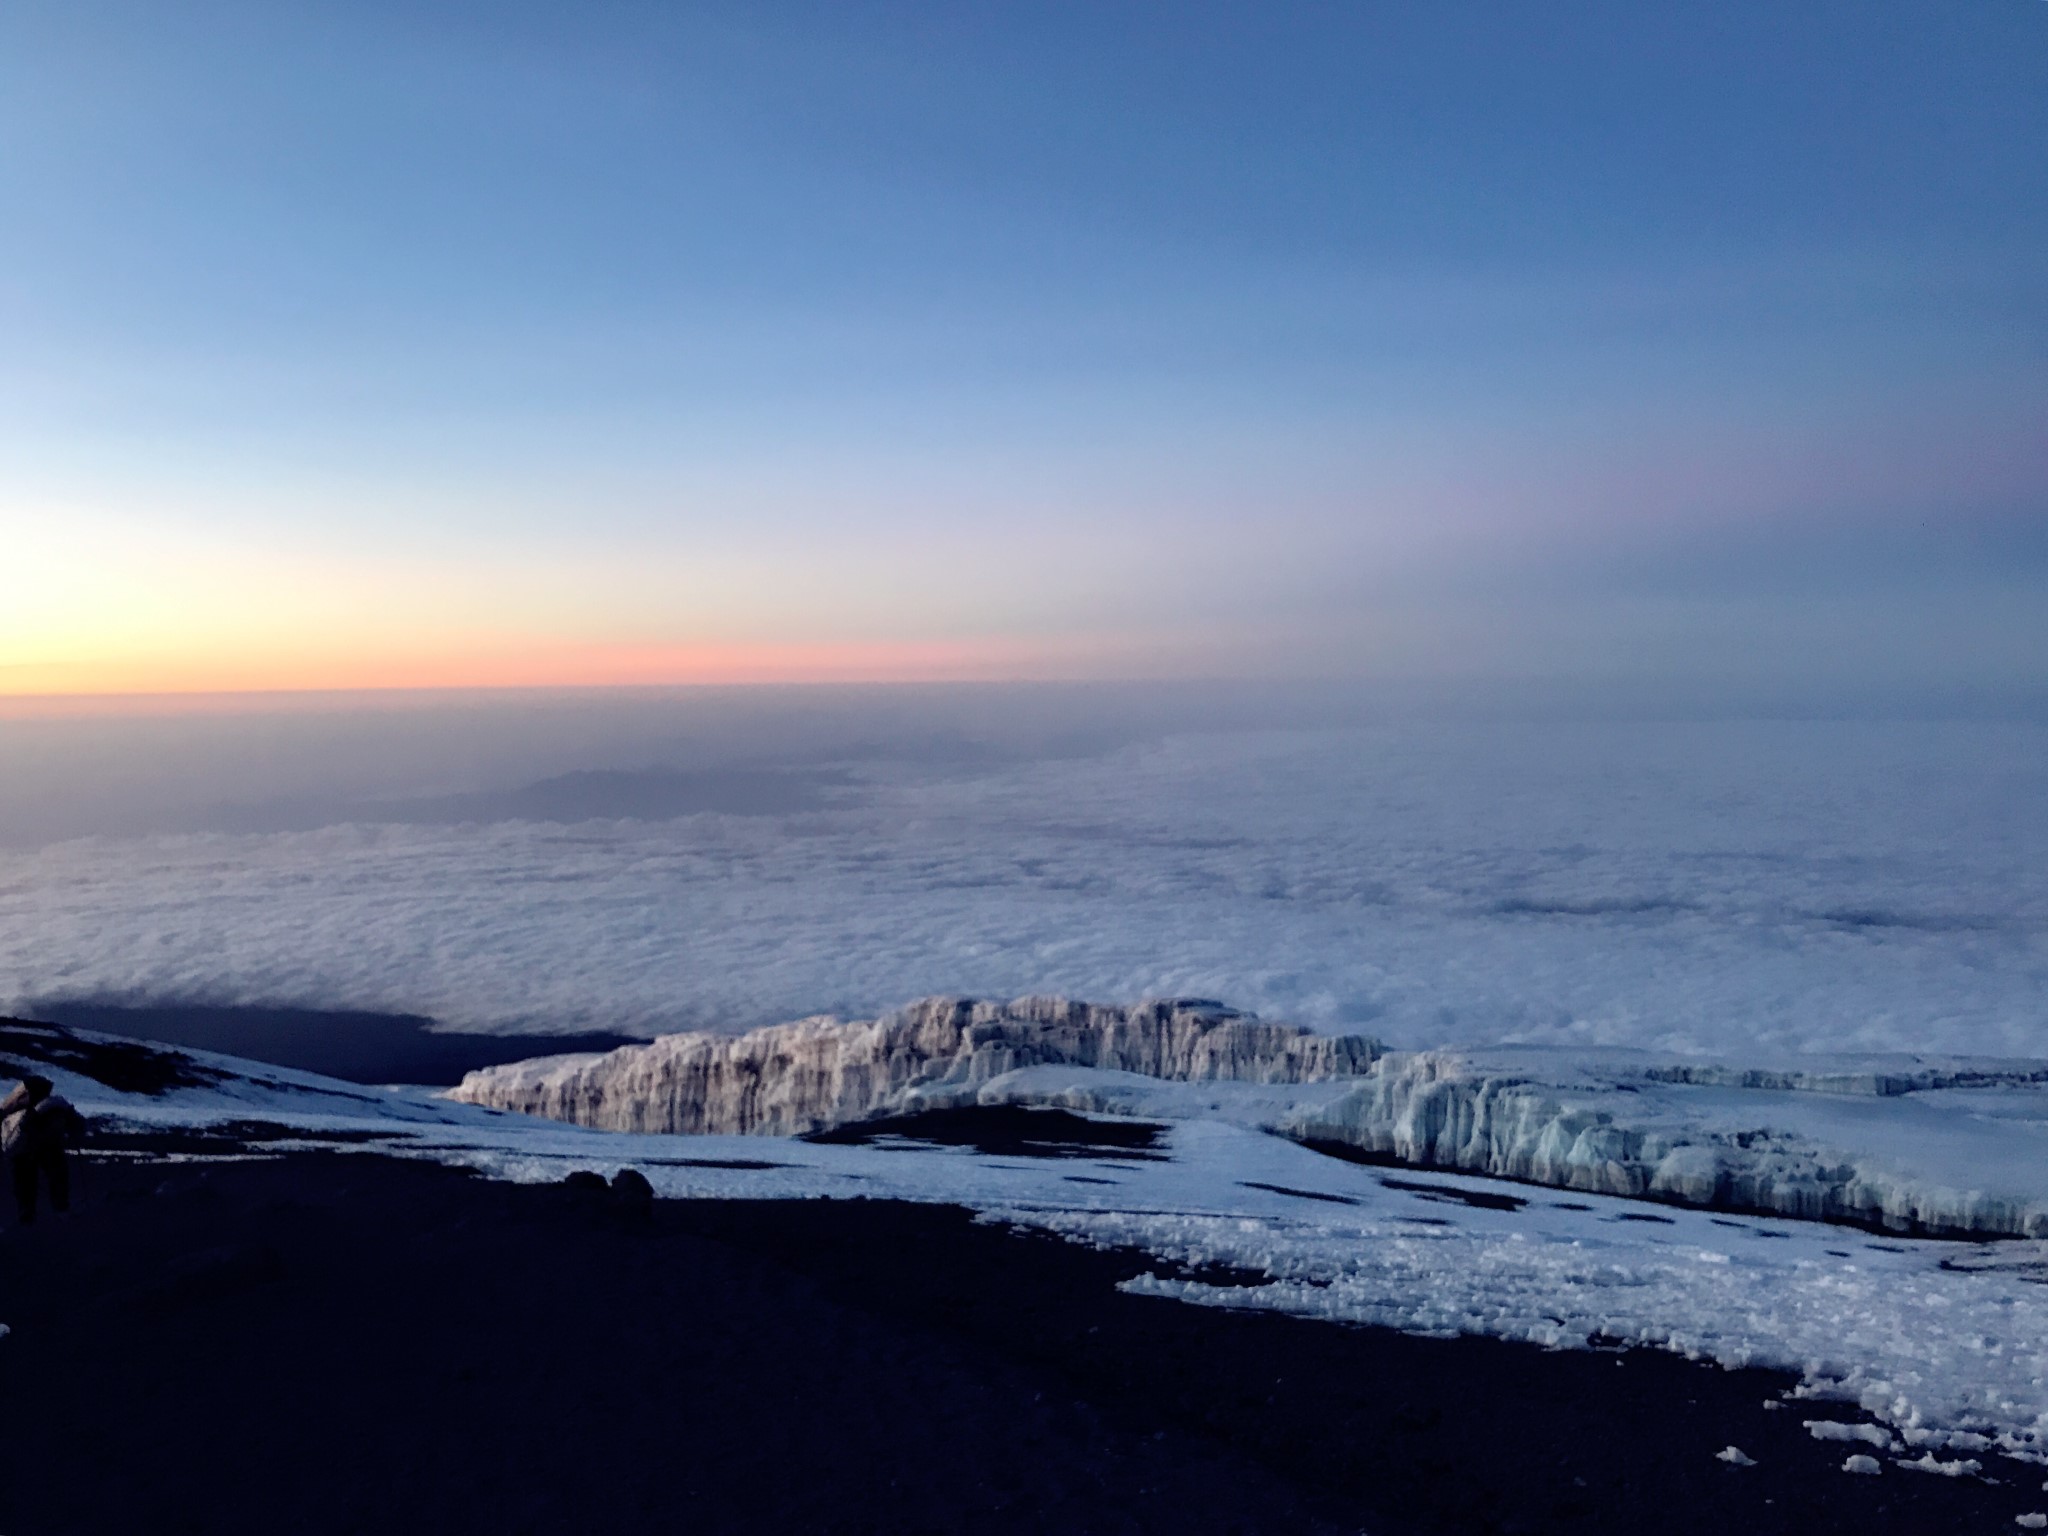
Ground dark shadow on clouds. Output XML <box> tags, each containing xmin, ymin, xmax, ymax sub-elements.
<box><xmin>6</xmin><ymin>679</ymin><xmax>2045</xmax><ymax>850</ymax></box>
<box><xmin>209</xmin><ymin>766</ymin><xmax>857</xmax><ymax>835</ymax></box>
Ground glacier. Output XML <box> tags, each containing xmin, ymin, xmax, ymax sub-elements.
<box><xmin>1282</xmin><ymin>1047</ymin><xmax>2048</xmax><ymax>1238</ymax></box>
<box><xmin>451</xmin><ymin>996</ymin><xmax>2048</xmax><ymax>1239</ymax></box>
<box><xmin>443</xmin><ymin>996</ymin><xmax>1380</xmax><ymax>1135</ymax></box>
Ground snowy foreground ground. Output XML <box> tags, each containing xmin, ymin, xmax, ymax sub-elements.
<box><xmin>17</xmin><ymin>1016</ymin><xmax>2048</xmax><ymax>1485</ymax></box>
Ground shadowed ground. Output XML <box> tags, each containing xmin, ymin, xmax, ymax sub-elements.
<box><xmin>0</xmin><ymin>1146</ymin><xmax>2028</xmax><ymax>1535</ymax></box>
<box><xmin>20</xmin><ymin>1003</ymin><xmax>636</xmax><ymax>1086</ymax></box>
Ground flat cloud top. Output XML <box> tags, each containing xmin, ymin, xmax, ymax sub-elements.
<box><xmin>3</xmin><ymin>719</ymin><xmax>2043</xmax><ymax>1058</ymax></box>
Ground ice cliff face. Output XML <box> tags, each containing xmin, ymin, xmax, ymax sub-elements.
<box><xmin>446</xmin><ymin>996</ymin><xmax>1382</xmax><ymax>1136</ymax></box>
<box><xmin>1283</xmin><ymin>1049</ymin><xmax>2048</xmax><ymax>1238</ymax></box>
<box><xmin>451</xmin><ymin>1000</ymin><xmax>2048</xmax><ymax>1239</ymax></box>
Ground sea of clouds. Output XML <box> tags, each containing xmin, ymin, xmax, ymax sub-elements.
<box><xmin>1</xmin><ymin>690</ymin><xmax>2042</xmax><ymax>1058</ymax></box>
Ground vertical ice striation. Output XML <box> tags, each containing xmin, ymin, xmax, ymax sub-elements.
<box><xmin>446</xmin><ymin>996</ymin><xmax>1382</xmax><ymax>1135</ymax></box>
<box><xmin>1281</xmin><ymin>1050</ymin><xmax>2048</xmax><ymax>1237</ymax></box>
<box><xmin>449</xmin><ymin>999</ymin><xmax>2048</xmax><ymax>1238</ymax></box>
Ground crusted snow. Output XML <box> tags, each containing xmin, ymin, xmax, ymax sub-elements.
<box><xmin>1808</xmin><ymin>1421</ymin><xmax>1896</xmax><ymax>1450</ymax></box>
<box><xmin>1897</xmin><ymin>1454</ymin><xmax>1983</xmax><ymax>1477</ymax></box>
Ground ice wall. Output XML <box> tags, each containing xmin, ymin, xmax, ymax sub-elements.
<box><xmin>446</xmin><ymin>996</ymin><xmax>1382</xmax><ymax>1135</ymax></box>
<box><xmin>1283</xmin><ymin>1050</ymin><xmax>2048</xmax><ymax>1238</ymax></box>
<box><xmin>451</xmin><ymin>999</ymin><xmax>2048</xmax><ymax>1238</ymax></box>
<box><xmin>1639</xmin><ymin>1061</ymin><xmax>2048</xmax><ymax>1096</ymax></box>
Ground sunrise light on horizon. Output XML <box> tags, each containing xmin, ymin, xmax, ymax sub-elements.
<box><xmin>5</xmin><ymin>2</ymin><xmax>2042</xmax><ymax>704</ymax></box>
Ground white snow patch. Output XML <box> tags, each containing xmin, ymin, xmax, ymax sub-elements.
<box><xmin>1807</xmin><ymin>1421</ymin><xmax>1896</xmax><ymax>1450</ymax></box>
<box><xmin>1895</xmin><ymin>1454</ymin><xmax>1981</xmax><ymax>1477</ymax></box>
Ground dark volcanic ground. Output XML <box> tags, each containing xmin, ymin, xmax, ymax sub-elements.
<box><xmin>21</xmin><ymin>1002</ymin><xmax>637</xmax><ymax>1086</ymax></box>
<box><xmin>0</xmin><ymin>1144</ymin><xmax>2030</xmax><ymax>1536</ymax></box>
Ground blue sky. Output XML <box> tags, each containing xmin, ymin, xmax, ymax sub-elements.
<box><xmin>2</xmin><ymin>1</ymin><xmax>2043</xmax><ymax>696</ymax></box>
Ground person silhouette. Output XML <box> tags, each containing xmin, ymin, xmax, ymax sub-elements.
<box><xmin>2</xmin><ymin>1074</ymin><xmax>85</xmax><ymax>1225</ymax></box>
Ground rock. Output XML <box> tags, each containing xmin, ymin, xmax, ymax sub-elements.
<box><xmin>561</xmin><ymin>1170</ymin><xmax>608</xmax><ymax>1193</ymax></box>
<box><xmin>610</xmin><ymin>1168</ymin><xmax>654</xmax><ymax>1204</ymax></box>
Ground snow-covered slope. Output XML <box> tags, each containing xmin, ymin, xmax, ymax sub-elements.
<box><xmin>0</xmin><ymin>1016</ymin><xmax>512</xmax><ymax>1134</ymax></box>
<box><xmin>421</xmin><ymin>1104</ymin><xmax>2048</xmax><ymax>1464</ymax></box>
<box><xmin>445</xmin><ymin>996</ymin><xmax>1381</xmax><ymax>1134</ymax></box>
<box><xmin>975</xmin><ymin>1046</ymin><xmax>2048</xmax><ymax>1239</ymax></box>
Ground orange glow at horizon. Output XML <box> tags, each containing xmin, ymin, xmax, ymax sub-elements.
<box><xmin>0</xmin><ymin>633</ymin><xmax>1132</xmax><ymax>710</ymax></box>
<box><xmin>0</xmin><ymin>507</ymin><xmax>1181</xmax><ymax>711</ymax></box>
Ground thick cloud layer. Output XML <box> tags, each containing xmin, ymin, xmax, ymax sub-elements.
<box><xmin>3</xmin><ymin>717</ymin><xmax>2043</xmax><ymax>1057</ymax></box>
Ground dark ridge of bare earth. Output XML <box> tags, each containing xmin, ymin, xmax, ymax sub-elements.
<box><xmin>20</xmin><ymin>1003</ymin><xmax>639</xmax><ymax>1086</ymax></box>
<box><xmin>806</xmin><ymin>1103</ymin><xmax>1171</xmax><ymax>1159</ymax></box>
<box><xmin>0</xmin><ymin>1149</ymin><xmax>2027</xmax><ymax>1536</ymax></box>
